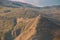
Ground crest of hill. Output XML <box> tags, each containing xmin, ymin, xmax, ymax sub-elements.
<box><xmin>0</xmin><ymin>0</ymin><xmax>40</xmax><ymax>9</ymax></box>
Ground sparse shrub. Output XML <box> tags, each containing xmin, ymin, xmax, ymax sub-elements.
<box><xmin>4</xmin><ymin>10</ymin><xmax>11</xmax><ymax>13</ymax></box>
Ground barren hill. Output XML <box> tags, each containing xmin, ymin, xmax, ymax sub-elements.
<box><xmin>0</xmin><ymin>15</ymin><xmax>60</xmax><ymax>40</ymax></box>
<box><xmin>14</xmin><ymin>15</ymin><xmax>60</xmax><ymax>40</ymax></box>
<box><xmin>0</xmin><ymin>1</ymin><xmax>60</xmax><ymax>40</ymax></box>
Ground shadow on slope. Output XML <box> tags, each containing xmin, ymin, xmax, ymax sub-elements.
<box><xmin>32</xmin><ymin>16</ymin><xmax>60</xmax><ymax>40</ymax></box>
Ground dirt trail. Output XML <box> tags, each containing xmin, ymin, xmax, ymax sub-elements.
<box><xmin>14</xmin><ymin>15</ymin><xmax>40</xmax><ymax>40</ymax></box>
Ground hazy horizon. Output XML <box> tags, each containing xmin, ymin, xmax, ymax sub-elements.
<box><xmin>10</xmin><ymin>0</ymin><xmax>60</xmax><ymax>7</ymax></box>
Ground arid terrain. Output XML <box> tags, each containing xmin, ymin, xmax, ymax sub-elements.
<box><xmin>0</xmin><ymin>1</ymin><xmax>60</xmax><ymax>40</ymax></box>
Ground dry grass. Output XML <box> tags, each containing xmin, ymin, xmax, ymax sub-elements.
<box><xmin>14</xmin><ymin>15</ymin><xmax>40</xmax><ymax>40</ymax></box>
<box><xmin>0</xmin><ymin>6</ymin><xmax>60</xmax><ymax>40</ymax></box>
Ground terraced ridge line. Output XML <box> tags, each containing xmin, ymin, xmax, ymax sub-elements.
<box><xmin>14</xmin><ymin>15</ymin><xmax>40</xmax><ymax>40</ymax></box>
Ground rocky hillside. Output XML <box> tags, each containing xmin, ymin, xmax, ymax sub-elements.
<box><xmin>0</xmin><ymin>15</ymin><xmax>60</xmax><ymax>40</ymax></box>
<box><xmin>14</xmin><ymin>15</ymin><xmax>60</xmax><ymax>40</ymax></box>
<box><xmin>0</xmin><ymin>1</ymin><xmax>60</xmax><ymax>40</ymax></box>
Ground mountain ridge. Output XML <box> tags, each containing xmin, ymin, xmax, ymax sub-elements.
<box><xmin>0</xmin><ymin>0</ymin><xmax>40</xmax><ymax>9</ymax></box>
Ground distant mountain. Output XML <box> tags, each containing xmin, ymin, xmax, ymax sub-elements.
<box><xmin>0</xmin><ymin>0</ymin><xmax>60</xmax><ymax>9</ymax></box>
<box><xmin>0</xmin><ymin>0</ymin><xmax>40</xmax><ymax>9</ymax></box>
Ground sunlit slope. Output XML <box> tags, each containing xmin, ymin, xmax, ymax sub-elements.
<box><xmin>14</xmin><ymin>15</ymin><xmax>40</xmax><ymax>40</ymax></box>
